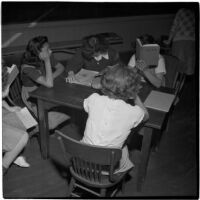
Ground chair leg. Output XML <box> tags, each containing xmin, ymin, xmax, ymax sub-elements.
<box><xmin>68</xmin><ymin>177</ymin><xmax>75</xmax><ymax>197</ymax></box>
<box><xmin>121</xmin><ymin>177</ymin><xmax>126</xmax><ymax>194</ymax></box>
<box><xmin>100</xmin><ymin>188</ymin><xmax>106</xmax><ymax>197</ymax></box>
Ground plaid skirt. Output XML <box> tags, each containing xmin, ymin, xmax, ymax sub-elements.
<box><xmin>172</xmin><ymin>40</ymin><xmax>195</xmax><ymax>75</ymax></box>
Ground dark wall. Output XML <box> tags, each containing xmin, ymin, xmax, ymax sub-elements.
<box><xmin>2</xmin><ymin>2</ymin><xmax>198</xmax><ymax>25</ymax></box>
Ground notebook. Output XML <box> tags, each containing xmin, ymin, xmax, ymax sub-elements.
<box><xmin>136</xmin><ymin>38</ymin><xmax>160</xmax><ymax>66</ymax></box>
<box><xmin>16</xmin><ymin>107</ymin><xmax>38</xmax><ymax>129</ymax></box>
<box><xmin>144</xmin><ymin>90</ymin><xmax>175</xmax><ymax>112</ymax></box>
<box><xmin>67</xmin><ymin>69</ymin><xmax>99</xmax><ymax>87</ymax></box>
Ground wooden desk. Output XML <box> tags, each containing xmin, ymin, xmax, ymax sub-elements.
<box><xmin>30</xmin><ymin>76</ymin><xmax>174</xmax><ymax>192</ymax></box>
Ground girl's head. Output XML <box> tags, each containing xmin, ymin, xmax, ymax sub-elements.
<box><xmin>22</xmin><ymin>36</ymin><xmax>51</xmax><ymax>65</ymax></box>
<box><xmin>138</xmin><ymin>34</ymin><xmax>156</xmax><ymax>45</ymax></box>
<box><xmin>81</xmin><ymin>35</ymin><xmax>109</xmax><ymax>60</ymax></box>
<box><xmin>101</xmin><ymin>64</ymin><xmax>142</xmax><ymax>101</ymax></box>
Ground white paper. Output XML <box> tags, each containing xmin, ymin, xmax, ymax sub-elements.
<box><xmin>67</xmin><ymin>69</ymin><xmax>99</xmax><ymax>86</ymax></box>
<box><xmin>16</xmin><ymin>107</ymin><xmax>38</xmax><ymax>129</ymax></box>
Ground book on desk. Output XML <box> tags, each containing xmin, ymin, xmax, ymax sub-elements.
<box><xmin>67</xmin><ymin>69</ymin><xmax>99</xmax><ymax>87</ymax></box>
<box><xmin>144</xmin><ymin>90</ymin><xmax>175</xmax><ymax>112</ymax></box>
<box><xmin>136</xmin><ymin>38</ymin><xmax>160</xmax><ymax>66</ymax></box>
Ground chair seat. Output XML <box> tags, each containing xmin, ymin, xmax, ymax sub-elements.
<box><xmin>70</xmin><ymin>167</ymin><xmax>126</xmax><ymax>188</ymax></box>
<box><xmin>48</xmin><ymin>111</ymin><xmax>70</xmax><ymax>130</ymax></box>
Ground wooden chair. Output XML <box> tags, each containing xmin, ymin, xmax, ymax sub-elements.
<box><xmin>56</xmin><ymin>130</ymin><xmax>129</xmax><ymax>197</ymax></box>
<box><xmin>150</xmin><ymin>55</ymin><xmax>186</xmax><ymax>151</ymax></box>
<box><xmin>164</xmin><ymin>54</ymin><xmax>186</xmax><ymax>106</ymax></box>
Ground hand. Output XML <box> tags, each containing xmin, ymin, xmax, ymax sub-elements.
<box><xmin>9</xmin><ymin>106</ymin><xmax>21</xmax><ymax>112</ymax></box>
<box><xmin>136</xmin><ymin>60</ymin><xmax>148</xmax><ymax>72</ymax></box>
<box><xmin>91</xmin><ymin>77</ymin><xmax>101</xmax><ymax>89</ymax></box>
<box><xmin>163</xmin><ymin>39</ymin><xmax>170</xmax><ymax>46</ymax></box>
<box><xmin>39</xmin><ymin>50</ymin><xmax>51</xmax><ymax>62</ymax></box>
<box><xmin>66</xmin><ymin>71</ymin><xmax>76</xmax><ymax>83</ymax></box>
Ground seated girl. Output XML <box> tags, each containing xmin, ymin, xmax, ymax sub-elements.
<box><xmin>2</xmin><ymin>65</ymin><xmax>30</xmax><ymax>175</ymax></box>
<box><xmin>20</xmin><ymin>36</ymin><xmax>70</xmax><ymax>129</ymax></box>
<box><xmin>81</xmin><ymin>64</ymin><xmax>149</xmax><ymax>173</ymax></box>
<box><xmin>128</xmin><ymin>34</ymin><xmax>166</xmax><ymax>88</ymax></box>
<box><xmin>66</xmin><ymin>34</ymin><xmax>120</xmax><ymax>84</ymax></box>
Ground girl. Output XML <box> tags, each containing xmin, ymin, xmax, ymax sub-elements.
<box><xmin>21</xmin><ymin>36</ymin><xmax>70</xmax><ymax>130</ymax></box>
<box><xmin>2</xmin><ymin>65</ymin><xmax>30</xmax><ymax>175</ymax></box>
<box><xmin>66</xmin><ymin>34</ymin><xmax>120</xmax><ymax>84</ymax></box>
<box><xmin>128</xmin><ymin>34</ymin><xmax>166</xmax><ymax>88</ymax></box>
<box><xmin>81</xmin><ymin>64</ymin><xmax>149</xmax><ymax>173</ymax></box>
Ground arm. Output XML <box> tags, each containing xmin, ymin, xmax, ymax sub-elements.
<box><xmin>66</xmin><ymin>50</ymin><xmax>84</xmax><ymax>83</ymax></box>
<box><xmin>52</xmin><ymin>62</ymin><xmax>64</xmax><ymax>79</ymax></box>
<box><xmin>136</xmin><ymin>60</ymin><xmax>164</xmax><ymax>88</ymax></box>
<box><xmin>134</xmin><ymin>95</ymin><xmax>149</xmax><ymax>122</ymax></box>
<box><xmin>2</xmin><ymin>100</ymin><xmax>21</xmax><ymax>112</ymax></box>
<box><xmin>143</xmin><ymin>69</ymin><xmax>164</xmax><ymax>88</ymax></box>
<box><xmin>35</xmin><ymin>58</ymin><xmax>53</xmax><ymax>88</ymax></box>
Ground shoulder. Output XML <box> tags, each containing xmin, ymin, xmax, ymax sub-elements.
<box><xmin>85</xmin><ymin>93</ymin><xmax>100</xmax><ymax>102</ymax></box>
<box><xmin>129</xmin><ymin>104</ymin><xmax>145</xmax><ymax>119</ymax></box>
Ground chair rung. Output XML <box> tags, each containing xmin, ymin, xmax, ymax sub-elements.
<box><xmin>111</xmin><ymin>188</ymin><xmax>118</xmax><ymax>197</ymax></box>
<box><xmin>71</xmin><ymin>192</ymin><xmax>80</xmax><ymax>197</ymax></box>
<box><xmin>75</xmin><ymin>182</ymin><xmax>101</xmax><ymax>196</ymax></box>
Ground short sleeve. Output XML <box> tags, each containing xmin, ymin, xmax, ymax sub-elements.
<box><xmin>83</xmin><ymin>93</ymin><xmax>98</xmax><ymax>113</ymax></box>
<box><xmin>132</xmin><ymin>105</ymin><xmax>145</xmax><ymax>128</ymax></box>
<box><xmin>128</xmin><ymin>54</ymin><xmax>136</xmax><ymax>68</ymax></box>
<box><xmin>22</xmin><ymin>66</ymin><xmax>41</xmax><ymax>82</ymax></box>
<box><xmin>155</xmin><ymin>55</ymin><xmax>166</xmax><ymax>75</ymax></box>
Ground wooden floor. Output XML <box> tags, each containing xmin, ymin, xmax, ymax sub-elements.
<box><xmin>3</xmin><ymin>75</ymin><xmax>197</xmax><ymax>198</ymax></box>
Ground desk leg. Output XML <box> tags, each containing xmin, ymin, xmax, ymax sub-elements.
<box><xmin>137</xmin><ymin>127</ymin><xmax>153</xmax><ymax>192</ymax></box>
<box><xmin>37</xmin><ymin>99</ymin><xmax>49</xmax><ymax>159</ymax></box>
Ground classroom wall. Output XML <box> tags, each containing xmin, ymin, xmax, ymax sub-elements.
<box><xmin>2</xmin><ymin>14</ymin><xmax>175</xmax><ymax>53</ymax></box>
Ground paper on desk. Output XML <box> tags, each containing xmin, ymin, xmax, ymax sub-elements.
<box><xmin>144</xmin><ymin>90</ymin><xmax>175</xmax><ymax>112</ymax></box>
<box><xmin>16</xmin><ymin>107</ymin><xmax>38</xmax><ymax>129</ymax></box>
<box><xmin>67</xmin><ymin>69</ymin><xmax>99</xmax><ymax>86</ymax></box>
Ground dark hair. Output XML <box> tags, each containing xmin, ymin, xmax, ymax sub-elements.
<box><xmin>81</xmin><ymin>34</ymin><xmax>109</xmax><ymax>60</ymax></box>
<box><xmin>138</xmin><ymin>34</ymin><xmax>156</xmax><ymax>45</ymax></box>
<box><xmin>2</xmin><ymin>63</ymin><xmax>8</xmax><ymax>92</ymax></box>
<box><xmin>101</xmin><ymin>64</ymin><xmax>142</xmax><ymax>101</ymax></box>
<box><xmin>21</xmin><ymin>36</ymin><xmax>48</xmax><ymax>67</ymax></box>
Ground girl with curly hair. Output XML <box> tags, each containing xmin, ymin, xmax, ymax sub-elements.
<box><xmin>81</xmin><ymin>64</ymin><xmax>149</xmax><ymax>173</ymax></box>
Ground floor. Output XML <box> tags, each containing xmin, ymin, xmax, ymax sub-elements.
<box><xmin>2</xmin><ymin>74</ymin><xmax>197</xmax><ymax>198</ymax></box>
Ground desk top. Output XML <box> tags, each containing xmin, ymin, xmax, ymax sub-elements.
<box><xmin>30</xmin><ymin>76</ymin><xmax>174</xmax><ymax>130</ymax></box>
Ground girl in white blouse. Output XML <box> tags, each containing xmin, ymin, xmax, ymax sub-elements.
<box><xmin>81</xmin><ymin>64</ymin><xmax>149</xmax><ymax>174</ymax></box>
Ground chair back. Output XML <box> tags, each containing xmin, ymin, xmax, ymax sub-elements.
<box><xmin>56</xmin><ymin>130</ymin><xmax>122</xmax><ymax>183</ymax></box>
<box><xmin>164</xmin><ymin>55</ymin><xmax>186</xmax><ymax>96</ymax></box>
<box><xmin>3</xmin><ymin>53</ymin><xmax>24</xmax><ymax>105</ymax></box>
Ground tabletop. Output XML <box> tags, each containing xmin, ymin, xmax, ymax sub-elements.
<box><xmin>30</xmin><ymin>75</ymin><xmax>174</xmax><ymax>131</ymax></box>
